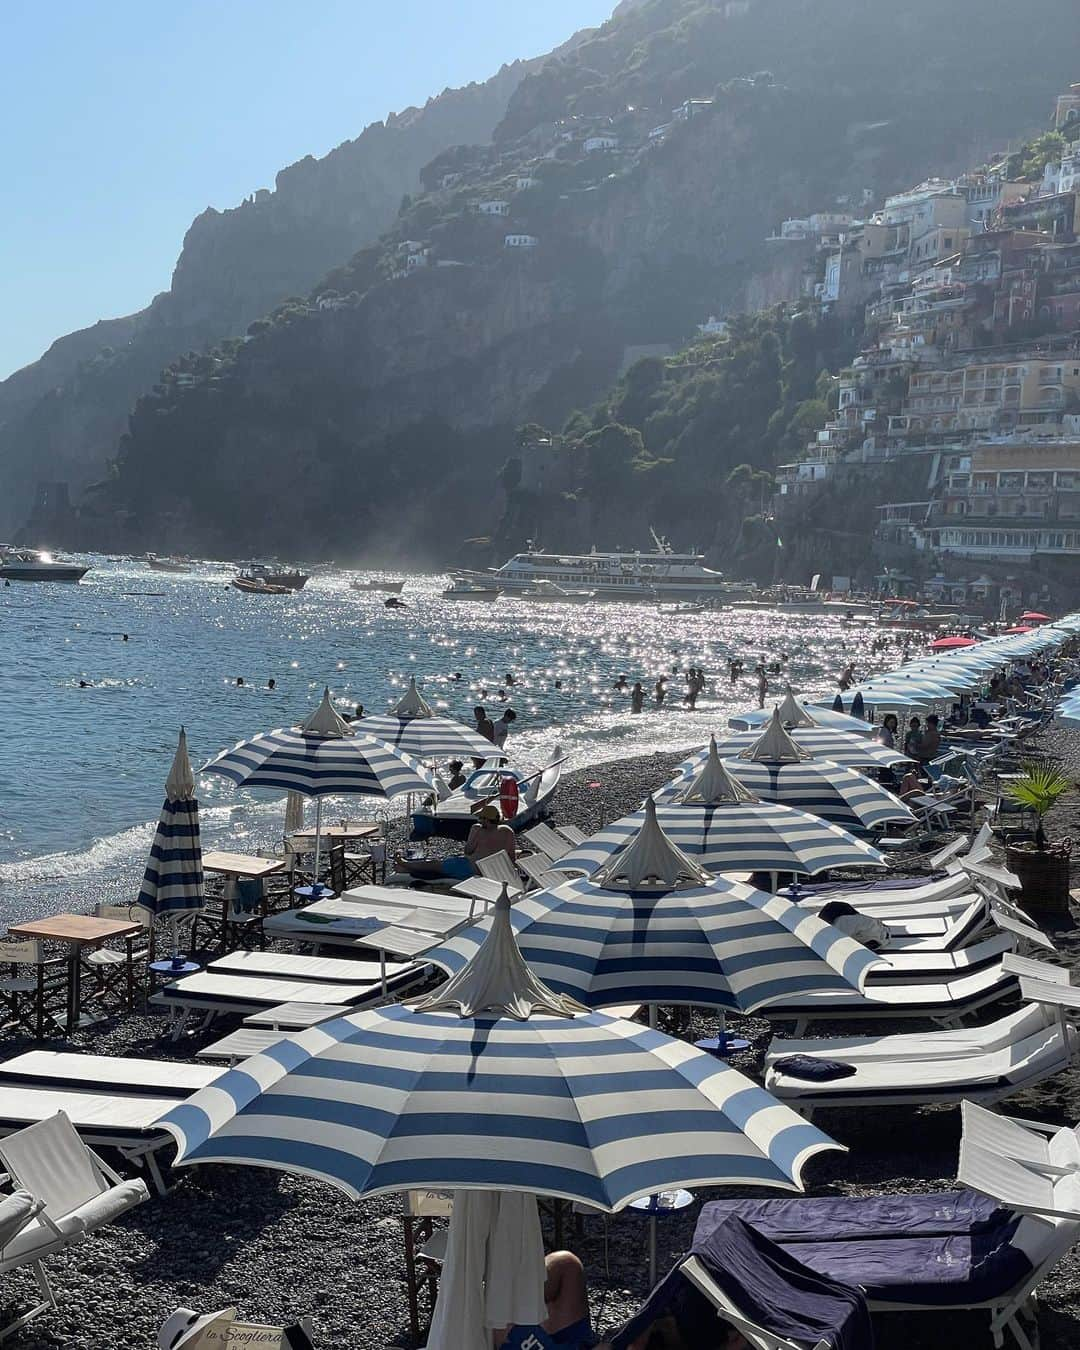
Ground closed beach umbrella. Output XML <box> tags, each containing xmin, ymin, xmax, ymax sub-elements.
<box><xmin>160</xmin><ymin>889</ymin><xmax>843</xmax><ymax>1345</ymax></box>
<box><xmin>137</xmin><ymin>728</ymin><xmax>205</xmax><ymax>950</ymax></box>
<box><xmin>428</xmin><ymin>805</ymin><xmax>881</xmax><ymax>1012</ymax></box>
<box><xmin>730</xmin><ymin>688</ymin><xmax>875</xmax><ymax>736</ymax></box>
<box><xmin>205</xmin><ymin>688</ymin><xmax>436</xmax><ymax>880</ymax></box>
<box><xmin>659</xmin><ymin>717</ymin><xmax>913</xmax><ymax>832</ymax></box>
<box><xmin>703</xmin><ymin>721</ymin><xmax>908</xmax><ymax>771</ymax></box>
<box><xmin>357</xmin><ymin>677</ymin><xmax>499</xmax><ymax>759</ymax></box>
<box><xmin>572</xmin><ymin>740</ymin><xmax>886</xmax><ymax>876</ymax></box>
<box><xmin>283</xmin><ymin>790</ymin><xmax>305</xmax><ymax>837</ymax></box>
<box><xmin>556</xmin><ymin>740</ymin><xmax>885</xmax><ymax>878</ymax></box>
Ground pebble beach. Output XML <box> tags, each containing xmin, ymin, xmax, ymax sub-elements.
<box><xmin>6</xmin><ymin>734</ymin><xmax>1080</xmax><ymax>1349</ymax></box>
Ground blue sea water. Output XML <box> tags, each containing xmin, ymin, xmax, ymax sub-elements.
<box><xmin>0</xmin><ymin>556</ymin><xmax>900</xmax><ymax>923</ymax></box>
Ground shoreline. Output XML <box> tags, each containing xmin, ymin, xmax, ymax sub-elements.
<box><xmin>6</xmin><ymin>722</ymin><xmax>1080</xmax><ymax>1347</ymax></box>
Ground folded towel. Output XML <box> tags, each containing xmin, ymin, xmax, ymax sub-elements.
<box><xmin>773</xmin><ymin>1055</ymin><xmax>857</xmax><ymax>1082</ymax></box>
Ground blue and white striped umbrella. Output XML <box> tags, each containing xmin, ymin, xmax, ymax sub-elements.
<box><xmin>429</xmin><ymin>803</ymin><xmax>881</xmax><ymax>1012</ymax></box>
<box><xmin>204</xmin><ymin>688</ymin><xmax>437</xmax><ymax>799</ymax></box>
<box><xmin>704</xmin><ymin>728</ymin><xmax>908</xmax><ymax>770</ymax></box>
<box><xmin>357</xmin><ymin>677</ymin><xmax>499</xmax><ymax>760</ymax></box>
<box><xmin>137</xmin><ymin>728</ymin><xmax>204</xmax><ymax>920</ymax></box>
<box><xmin>159</xmin><ymin>887</ymin><xmax>841</xmax><ymax>1209</ymax></box>
<box><xmin>730</xmin><ymin>690</ymin><xmax>874</xmax><ymax>735</ymax></box>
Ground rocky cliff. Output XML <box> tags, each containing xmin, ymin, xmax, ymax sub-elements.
<box><xmin>0</xmin><ymin>59</ymin><xmax>543</xmax><ymax>535</ymax></box>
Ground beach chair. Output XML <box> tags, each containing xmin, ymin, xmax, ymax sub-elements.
<box><xmin>522</xmin><ymin>823</ymin><xmax>572</xmax><ymax>860</ymax></box>
<box><xmin>196</xmin><ymin>1028</ymin><xmax>293</xmax><ymax>1063</ymax></box>
<box><xmin>0</xmin><ymin>1113</ymin><xmax>149</xmax><ymax>1338</ymax></box>
<box><xmin>206</xmin><ymin>949</ymin><xmax>411</xmax><ymax>985</ymax></box>
<box><xmin>0</xmin><ymin>1187</ymin><xmax>49</xmax><ymax>1341</ymax></box>
<box><xmin>475</xmin><ymin>851</ymin><xmax>528</xmax><ymax>890</ymax></box>
<box><xmin>451</xmin><ymin>874</ymin><xmax>524</xmax><ymax>905</ymax></box>
<box><xmin>552</xmin><ymin>824</ymin><xmax>587</xmax><ymax>847</ymax></box>
<box><xmin>0</xmin><ymin>939</ymin><xmax>66</xmax><ymax>1039</ymax></box>
<box><xmin>402</xmin><ymin>1188</ymin><xmax>453</xmax><ymax>1341</ymax></box>
<box><xmin>0</xmin><ymin>1051</ymin><xmax>221</xmax><ymax>1098</ymax></box>
<box><xmin>82</xmin><ymin>903</ymin><xmax>155</xmax><ymax>1011</ymax></box>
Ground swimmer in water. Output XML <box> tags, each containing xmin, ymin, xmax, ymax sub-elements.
<box><xmin>505</xmin><ymin>672</ymin><xmax>515</xmax><ymax>686</ymax></box>
<box><xmin>122</xmin><ymin>634</ymin><xmax>129</xmax><ymax>642</ymax></box>
<box><xmin>268</xmin><ymin>678</ymin><xmax>276</xmax><ymax>690</ymax></box>
<box><xmin>236</xmin><ymin>677</ymin><xmax>245</xmax><ymax>686</ymax></box>
<box><xmin>79</xmin><ymin>680</ymin><xmax>89</xmax><ymax>688</ymax></box>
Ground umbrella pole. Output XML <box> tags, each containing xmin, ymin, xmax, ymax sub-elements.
<box><xmin>313</xmin><ymin>798</ymin><xmax>323</xmax><ymax>890</ymax></box>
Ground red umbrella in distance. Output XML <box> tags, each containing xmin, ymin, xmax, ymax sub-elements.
<box><xmin>931</xmin><ymin>635</ymin><xmax>978</xmax><ymax>650</ymax></box>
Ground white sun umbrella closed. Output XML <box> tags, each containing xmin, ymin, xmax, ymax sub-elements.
<box><xmin>204</xmin><ymin>688</ymin><xmax>437</xmax><ymax>883</ymax></box>
<box><xmin>137</xmin><ymin>728</ymin><xmax>205</xmax><ymax>954</ymax></box>
<box><xmin>660</xmin><ymin>713</ymin><xmax>914</xmax><ymax>832</ymax></box>
<box><xmin>729</xmin><ymin>688</ymin><xmax>876</xmax><ymax>735</ymax></box>
<box><xmin>356</xmin><ymin>677</ymin><xmax>500</xmax><ymax>760</ymax></box>
<box><xmin>158</xmin><ymin>886</ymin><xmax>843</xmax><ymax>1350</ymax></box>
<box><xmin>429</xmin><ymin>800</ymin><xmax>883</xmax><ymax>1012</ymax></box>
<box><xmin>559</xmin><ymin>740</ymin><xmax>885</xmax><ymax>880</ymax></box>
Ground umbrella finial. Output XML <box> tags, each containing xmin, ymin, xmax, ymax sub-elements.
<box><xmin>593</xmin><ymin>798</ymin><xmax>713</xmax><ymax>891</ymax></box>
<box><xmin>741</xmin><ymin>707</ymin><xmax>813</xmax><ymax>764</ymax></box>
<box><xmin>391</xmin><ymin>676</ymin><xmax>434</xmax><ymax>719</ymax></box>
<box><xmin>165</xmin><ymin>727</ymin><xmax>196</xmax><ymax>801</ymax></box>
<box><xmin>299</xmin><ymin>687</ymin><xmax>355</xmax><ymax>738</ymax></box>
<box><xmin>777</xmin><ymin>687</ymin><xmax>818</xmax><ymax>729</ymax></box>
<box><xmin>670</xmin><ymin>737</ymin><xmax>757</xmax><ymax>806</ymax></box>
<box><xmin>413</xmin><ymin>885</ymin><xmax>586</xmax><ymax>1020</ymax></box>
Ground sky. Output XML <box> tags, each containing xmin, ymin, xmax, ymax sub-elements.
<box><xmin>0</xmin><ymin>1</ymin><xmax>615</xmax><ymax>381</ymax></box>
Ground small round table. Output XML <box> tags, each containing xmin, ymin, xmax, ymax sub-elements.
<box><xmin>294</xmin><ymin>884</ymin><xmax>335</xmax><ymax>902</ymax></box>
<box><xmin>628</xmin><ymin>1189</ymin><xmax>694</xmax><ymax>1285</ymax></box>
<box><xmin>694</xmin><ymin>1033</ymin><xmax>750</xmax><ymax>1058</ymax></box>
<box><xmin>148</xmin><ymin>959</ymin><xmax>201</xmax><ymax>1003</ymax></box>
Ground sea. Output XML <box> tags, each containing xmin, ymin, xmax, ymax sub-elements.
<box><xmin>0</xmin><ymin>556</ymin><xmax>905</xmax><ymax>924</ymax></box>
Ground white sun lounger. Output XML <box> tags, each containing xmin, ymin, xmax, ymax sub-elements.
<box><xmin>0</xmin><ymin>1113</ymin><xmax>150</xmax><ymax>1339</ymax></box>
<box><xmin>207</xmin><ymin>950</ymin><xmax>412</xmax><ymax>984</ymax></box>
<box><xmin>243</xmin><ymin>1002</ymin><xmax>347</xmax><ymax>1029</ymax></box>
<box><xmin>765</xmin><ymin>1020</ymin><xmax>1076</xmax><ymax>1118</ymax></box>
<box><xmin>961</xmin><ymin>1100</ymin><xmax>1080</xmax><ymax>1175</ymax></box>
<box><xmin>868</xmin><ymin>932</ymin><xmax>1015</xmax><ymax>982</ymax></box>
<box><xmin>680</xmin><ymin>1256</ymin><xmax>832</xmax><ymax>1350</ymax></box>
<box><xmin>522</xmin><ymin>823</ymin><xmax>572</xmax><ymax>860</ymax></box>
<box><xmin>763</xmin><ymin>961</ymin><xmax>1017</xmax><ymax>1034</ymax></box>
<box><xmin>880</xmin><ymin>896</ymin><xmax>991</xmax><ymax>951</ymax></box>
<box><xmin>0</xmin><ymin>1051</ymin><xmax>221</xmax><ymax>1097</ymax></box>
<box><xmin>196</xmin><ymin>1029</ymin><xmax>294</xmax><ymax>1063</ymax></box>
<box><xmin>0</xmin><ymin>1187</ymin><xmax>50</xmax><ymax>1341</ymax></box>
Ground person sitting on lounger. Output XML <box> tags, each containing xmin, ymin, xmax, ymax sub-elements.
<box><xmin>395</xmin><ymin>804</ymin><xmax>516</xmax><ymax>882</ymax></box>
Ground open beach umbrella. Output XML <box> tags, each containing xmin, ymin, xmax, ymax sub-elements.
<box><xmin>703</xmin><ymin>719</ymin><xmax>908</xmax><ymax>771</ymax></box>
<box><xmin>204</xmin><ymin>689</ymin><xmax>436</xmax><ymax>879</ymax></box>
<box><xmin>559</xmin><ymin>739</ymin><xmax>884</xmax><ymax>879</ymax></box>
<box><xmin>160</xmin><ymin>888</ymin><xmax>843</xmax><ymax>1347</ymax></box>
<box><xmin>729</xmin><ymin>688</ymin><xmax>875</xmax><ymax>736</ymax></box>
<box><xmin>661</xmin><ymin>718</ymin><xmax>913</xmax><ymax>832</ymax></box>
<box><xmin>357</xmin><ymin>677</ymin><xmax>500</xmax><ymax>759</ymax></box>
<box><xmin>428</xmin><ymin>805</ymin><xmax>882</xmax><ymax>1012</ymax></box>
<box><xmin>137</xmin><ymin>728</ymin><xmax>205</xmax><ymax>951</ymax></box>
<box><xmin>1003</xmin><ymin>625</ymin><xmax>1035</xmax><ymax>635</ymax></box>
<box><xmin>1021</xmin><ymin>611</ymin><xmax>1050</xmax><ymax>623</ymax></box>
<box><xmin>930</xmin><ymin>636</ymin><xmax>978</xmax><ymax>650</ymax></box>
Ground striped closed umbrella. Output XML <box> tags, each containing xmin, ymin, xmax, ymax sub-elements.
<box><xmin>660</xmin><ymin>717</ymin><xmax>912</xmax><ymax>832</ymax></box>
<box><xmin>560</xmin><ymin>740</ymin><xmax>884</xmax><ymax>878</ymax></box>
<box><xmin>137</xmin><ymin>728</ymin><xmax>204</xmax><ymax>948</ymax></box>
<box><xmin>428</xmin><ymin>803</ymin><xmax>881</xmax><ymax>1012</ymax></box>
<box><xmin>159</xmin><ymin>886</ymin><xmax>842</xmax><ymax>1209</ymax></box>
<box><xmin>357</xmin><ymin>677</ymin><xmax>499</xmax><ymax>759</ymax></box>
<box><xmin>205</xmin><ymin>688</ymin><xmax>436</xmax><ymax>879</ymax></box>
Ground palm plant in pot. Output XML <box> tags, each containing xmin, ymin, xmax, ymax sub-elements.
<box><xmin>1003</xmin><ymin>763</ymin><xmax>1073</xmax><ymax>913</ymax></box>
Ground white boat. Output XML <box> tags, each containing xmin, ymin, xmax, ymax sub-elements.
<box><xmin>146</xmin><ymin>553</ymin><xmax>190</xmax><ymax>574</ymax></box>
<box><xmin>443</xmin><ymin>577</ymin><xmax>501</xmax><ymax>600</ymax></box>
<box><xmin>236</xmin><ymin>564</ymin><xmax>308</xmax><ymax>591</ymax></box>
<box><xmin>515</xmin><ymin>580</ymin><xmax>595</xmax><ymax>603</ymax></box>
<box><xmin>411</xmin><ymin>748</ymin><xmax>565</xmax><ymax>840</ymax></box>
<box><xmin>457</xmin><ymin>530</ymin><xmax>739</xmax><ymax>600</ymax></box>
<box><xmin>351</xmin><ymin>578</ymin><xmax>405</xmax><ymax>594</ymax></box>
<box><xmin>0</xmin><ymin>548</ymin><xmax>89</xmax><ymax>582</ymax></box>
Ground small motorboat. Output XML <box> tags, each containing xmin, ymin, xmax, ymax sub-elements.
<box><xmin>443</xmin><ymin>576</ymin><xmax>501</xmax><ymax>600</ymax></box>
<box><xmin>232</xmin><ymin>575</ymin><xmax>293</xmax><ymax>595</ymax></box>
<box><xmin>236</xmin><ymin>564</ymin><xmax>309</xmax><ymax>591</ymax></box>
<box><xmin>351</xmin><ymin>578</ymin><xmax>406</xmax><ymax>594</ymax></box>
<box><xmin>515</xmin><ymin>580</ymin><xmax>595</xmax><ymax>603</ymax></box>
<box><xmin>146</xmin><ymin>553</ymin><xmax>190</xmax><ymax>574</ymax></box>
<box><xmin>0</xmin><ymin>548</ymin><xmax>89</xmax><ymax>582</ymax></box>
<box><xmin>411</xmin><ymin>747</ymin><xmax>566</xmax><ymax>840</ymax></box>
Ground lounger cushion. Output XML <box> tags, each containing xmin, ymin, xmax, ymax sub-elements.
<box><xmin>0</xmin><ymin>1188</ymin><xmax>38</xmax><ymax>1248</ymax></box>
<box><xmin>0</xmin><ymin>1214</ymin><xmax>80</xmax><ymax>1267</ymax></box>
<box><xmin>772</xmin><ymin>1055</ymin><xmax>857</xmax><ymax>1082</ymax></box>
<box><xmin>69</xmin><ymin>1178</ymin><xmax>149</xmax><ymax>1232</ymax></box>
<box><xmin>695</xmin><ymin>1192</ymin><xmax>1001</xmax><ymax>1243</ymax></box>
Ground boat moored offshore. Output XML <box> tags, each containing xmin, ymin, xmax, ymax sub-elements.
<box><xmin>0</xmin><ymin>548</ymin><xmax>89</xmax><ymax>582</ymax></box>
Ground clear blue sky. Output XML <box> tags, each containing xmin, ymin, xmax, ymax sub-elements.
<box><xmin>0</xmin><ymin>1</ymin><xmax>614</xmax><ymax>380</ymax></box>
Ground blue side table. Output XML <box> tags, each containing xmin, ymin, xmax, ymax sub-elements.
<box><xmin>628</xmin><ymin>1188</ymin><xmax>694</xmax><ymax>1284</ymax></box>
<box><xmin>294</xmin><ymin>884</ymin><xmax>335</xmax><ymax>902</ymax></box>
<box><xmin>694</xmin><ymin>1033</ymin><xmax>750</xmax><ymax>1058</ymax></box>
<box><xmin>148</xmin><ymin>958</ymin><xmax>201</xmax><ymax>1011</ymax></box>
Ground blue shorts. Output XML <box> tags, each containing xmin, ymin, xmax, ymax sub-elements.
<box><xmin>440</xmin><ymin>857</ymin><xmax>476</xmax><ymax>880</ymax></box>
<box><xmin>503</xmin><ymin>1321</ymin><xmax>593</xmax><ymax>1350</ymax></box>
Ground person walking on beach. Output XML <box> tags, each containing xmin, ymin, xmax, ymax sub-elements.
<box><xmin>755</xmin><ymin>664</ymin><xmax>768</xmax><ymax>710</ymax></box>
<box><xmin>474</xmin><ymin>705</ymin><xmax>495</xmax><ymax>743</ymax></box>
<box><xmin>630</xmin><ymin>682</ymin><xmax>645</xmax><ymax>714</ymax></box>
<box><xmin>838</xmin><ymin>662</ymin><xmax>855</xmax><ymax>692</ymax></box>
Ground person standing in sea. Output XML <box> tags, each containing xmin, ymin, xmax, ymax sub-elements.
<box><xmin>630</xmin><ymin>682</ymin><xmax>645</xmax><ymax>714</ymax></box>
<box><xmin>755</xmin><ymin>664</ymin><xmax>768</xmax><ymax>710</ymax></box>
<box><xmin>474</xmin><ymin>705</ymin><xmax>495</xmax><ymax>743</ymax></box>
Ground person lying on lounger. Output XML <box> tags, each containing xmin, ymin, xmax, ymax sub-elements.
<box><xmin>395</xmin><ymin>804</ymin><xmax>517</xmax><ymax>882</ymax></box>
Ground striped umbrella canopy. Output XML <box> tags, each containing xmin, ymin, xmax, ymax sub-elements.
<box><xmin>357</xmin><ymin>677</ymin><xmax>499</xmax><ymax>760</ymax></box>
<box><xmin>558</xmin><ymin>740</ymin><xmax>884</xmax><ymax>878</ymax></box>
<box><xmin>159</xmin><ymin>886</ymin><xmax>841</xmax><ymax>1211</ymax></box>
<box><xmin>729</xmin><ymin>688</ymin><xmax>875</xmax><ymax>736</ymax></box>
<box><xmin>205</xmin><ymin>689</ymin><xmax>437</xmax><ymax>878</ymax></box>
<box><xmin>703</xmin><ymin>726</ymin><xmax>908</xmax><ymax>771</ymax></box>
<box><xmin>427</xmin><ymin>803</ymin><xmax>882</xmax><ymax>1013</ymax></box>
<box><xmin>137</xmin><ymin>728</ymin><xmax>205</xmax><ymax>933</ymax></box>
<box><xmin>660</xmin><ymin>717</ymin><xmax>912</xmax><ymax>832</ymax></box>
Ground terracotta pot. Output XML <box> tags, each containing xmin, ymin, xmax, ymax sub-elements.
<box><xmin>1005</xmin><ymin>839</ymin><xmax>1072</xmax><ymax>914</ymax></box>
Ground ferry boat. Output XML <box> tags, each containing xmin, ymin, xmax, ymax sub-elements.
<box><xmin>460</xmin><ymin>533</ymin><xmax>742</xmax><ymax>601</ymax></box>
<box><xmin>0</xmin><ymin>548</ymin><xmax>89</xmax><ymax>582</ymax></box>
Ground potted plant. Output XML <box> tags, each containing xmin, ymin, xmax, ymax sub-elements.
<box><xmin>1003</xmin><ymin>763</ymin><xmax>1072</xmax><ymax>913</ymax></box>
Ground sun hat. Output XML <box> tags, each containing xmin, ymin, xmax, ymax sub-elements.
<box><xmin>478</xmin><ymin>804</ymin><xmax>501</xmax><ymax>822</ymax></box>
